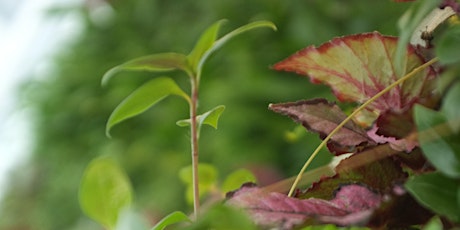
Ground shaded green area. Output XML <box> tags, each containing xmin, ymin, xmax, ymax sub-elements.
<box><xmin>0</xmin><ymin>1</ymin><xmax>408</xmax><ymax>229</ymax></box>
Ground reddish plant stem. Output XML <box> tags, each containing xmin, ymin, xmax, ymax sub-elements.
<box><xmin>190</xmin><ymin>77</ymin><xmax>200</xmax><ymax>219</ymax></box>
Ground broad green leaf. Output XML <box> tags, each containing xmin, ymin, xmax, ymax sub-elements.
<box><xmin>102</xmin><ymin>53</ymin><xmax>192</xmax><ymax>85</ymax></box>
<box><xmin>151</xmin><ymin>211</ymin><xmax>191</xmax><ymax>230</ymax></box>
<box><xmin>79</xmin><ymin>157</ymin><xmax>133</xmax><ymax>230</ymax></box>
<box><xmin>441</xmin><ymin>82</ymin><xmax>460</xmax><ymax>132</ymax></box>
<box><xmin>188</xmin><ymin>20</ymin><xmax>227</xmax><ymax>73</ymax></box>
<box><xmin>116</xmin><ymin>209</ymin><xmax>149</xmax><ymax>230</ymax></box>
<box><xmin>176</xmin><ymin>105</ymin><xmax>225</xmax><ymax>130</ymax></box>
<box><xmin>405</xmin><ymin>172</ymin><xmax>460</xmax><ymax>222</ymax></box>
<box><xmin>221</xmin><ymin>169</ymin><xmax>256</xmax><ymax>193</ymax></box>
<box><xmin>196</xmin><ymin>20</ymin><xmax>276</xmax><ymax>77</ymax></box>
<box><xmin>106</xmin><ymin>77</ymin><xmax>190</xmax><ymax>137</ymax></box>
<box><xmin>274</xmin><ymin>32</ymin><xmax>435</xmax><ymax>116</ymax></box>
<box><xmin>178</xmin><ymin>164</ymin><xmax>218</xmax><ymax>204</ymax></box>
<box><xmin>436</xmin><ymin>24</ymin><xmax>460</xmax><ymax>65</ymax></box>
<box><xmin>414</xmin><ymin>105</ymin><xmax>460</xmax><ymax>178</ymax></box>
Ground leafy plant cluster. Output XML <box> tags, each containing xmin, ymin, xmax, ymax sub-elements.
<box><xmin>79</xmin><ymin>0</ymin><xmax>460</xmax><ymax>229</ymax></box>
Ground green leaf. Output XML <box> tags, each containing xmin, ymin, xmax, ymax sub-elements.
<box><xmin>182</xmin><ymin>204</ymin><xmax>257</xmax><ymax>230</ymax></box>
<box><xmin>221</xmin><ymin>169</ymin><xmax>256</xmax><ymax>193</ymax></box>
<box><xmin>441</xmin><ymin>82</ymin><xmax>460</xmax><ymax>132</ymax></box>
<box><xmin>422</xmin><ymin>216</ymin><xmax>443</xmax><ymax>230</ymax></box>
<box><xmin>176</xmin><ymin>105</ymin><xmax>225</xmax><ymax>130</ymax></box>
<box><xmin>106</xmin><ymin>77</ymin><xmax>190</xmax><ymax>137</ymax></box>
<box><xmin>436</xmin><ymin>25</ymin><xmax>460</xmax><ymax>65</ymax></box>
<box><xmin>394</xmin><ymin>0</ymin><xmax>440</xmax><ymax>76</ymax></box>
<box><xmin>151</xmin><ymin>211</ymin><xmax>191</xmax><ymax>230</ymax></box>
<box><xmin>178</xmin><ymin>164</ymin><xmax>218</xmax><ymax>204</ymax></box>
<box><xmin>79</xmin><ymin>157</ymin><xmax>133</xmax><ymax>230</ymax></box>
<box><xmin>405</xmin><ymin>172</ymin><xmax>460</xmax><ymax>222</ymax></box>
<box><xmin>102</xmin><ymin>53</ymin><xmax>192</xmax><ymax>85</ymax></box>
<box><xmin>196</xmin><ymin>20</ymin><xmax>276</xmax><ymax>77</ymax></box>
<box><xmin>188</xmin><ymin>20</ymin><xmax>227</xmax><ymax>73</ymax></box>
<box><xmin>414</xmin><ymin>105</ymin><xmax>460</xmax><ymax>178</ymax></box>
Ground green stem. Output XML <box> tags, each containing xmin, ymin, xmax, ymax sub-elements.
<box><xmin>190</xmin><ymin>77</ymin><xmax>200</xmax><ymax>219</ymax></box>
<box><xmin>287</xmin><ymin>57</ymin><xmax>439</xmax><ymax>197</ymax></box>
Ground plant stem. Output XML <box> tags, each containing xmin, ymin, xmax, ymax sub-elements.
<box><xmin>190</xmin><ymin>77</ymin><xmax>200</xmax><ymax>219</ymax></box>
<box><xmin>287</xmin><ymin>57</ymin><xmax>439</xmax><ymax>197</ymax></box>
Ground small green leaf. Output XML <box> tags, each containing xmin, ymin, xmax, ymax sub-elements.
<box><xmin>196</xmin><ymin>20</ymin><xmax>276</xmax><ymax>77</ymax></box>
<box><xmin>79</xmin><ymin>157</ymin><xmax>133</xmax><ymax>230</ymax></box>
<box><xmin>422</xmin><ymin>216</ymin><xmax>443</xmax><ymax>230</ymax></box>
<box><xmin>151</xmin><ymin>211</ymin><xmax>191</xmax><ymax>230</ymax></box>
<box><xmin>102</xmin><ymin>53</ymin><xmax>192</xmax><ymax>85</ymax></box>
<box><xmin>221</xmin><ymin>169</ymin><xmax>256</xmax><ymax>193</ymax></box>
<box><xmin>188</xmin><ymin>20</ymin><xmax>227</xmax><ymax>73</ymax></box>
<box><xmin>414</xmin><ymin>105</ymin><xmax>460</xmax><ymax>178</ymax></box>
<box><xmin>436</xmin><ymin>25</ymin><xmax>460</xmax><ymax>65</ymax></box>
<box><xmin>405</xmin><ymin>172</ymin><xmax>460</xmax><ymax>222</ymax></box>
<box><xmin>441</xmin><ymin>82</ymin><xmax>460</xmax><ymax>132</ymax></box>
<box><xmin>176</xmin><ymin>105</ymin><xmax>225</xmax><ymax>130</ymax></box>
<box><xmin>106</xmin><ymin>77</ymin><xmax>190</xmax><ymax>137</ymax></box>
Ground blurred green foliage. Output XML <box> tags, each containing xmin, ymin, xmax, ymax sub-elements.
<box><xmin>0</xmin><ymin>1</ymin><xmax>409</xmax><ymax>229</ymax></box>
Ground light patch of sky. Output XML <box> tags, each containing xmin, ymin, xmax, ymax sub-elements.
<box><xmin>0</xmin><ymin>0</ymin><xmax>83</xmax><ymax>197</ymax></box>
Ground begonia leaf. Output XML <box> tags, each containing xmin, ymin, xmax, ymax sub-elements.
<box><xmin>227</xmin><ymin>184</ymin><xmax>382</xmax><ymax>229</ymax></box>
<box><xmin>269</xmin><ymin>99</ymin><xmax>373</xmax><ymax>154</ymax></box>
<box><xmin>273</xmin><ymin>32</ymin><xmax>435</xmax><ymax>117</ymax></box>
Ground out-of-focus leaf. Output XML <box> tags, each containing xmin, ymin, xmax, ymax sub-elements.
<box><xmin>150</xmin><ymin>211</ymin><xmax>191</xmax><ymax>230</ymax></box>
<box><xmin>269</xmin><ymin>99</ymin><xmax>372</xmax><ymax>154</ymax></box>
<box><xmin>179</xmin><ymin>164</ymin><xmax>218</xmax><ymax>204</ymax></box>
<box><xmin>102</xmin><ymin>53</ymin><xmax>192</xmax><ymax>85</ymax></box>
<box><xmin>414</xmin><ymin>105</ymin><xmax>460</xmax><ymax>178</ymax></box>
<box><xmin>176</xmin><ymin>105</ymin><xmax>225</xmax><ymax>130</ymax></box>
<box><xmin>79</xmin><ymin>157</ymin><xmax>133</xmax><ymax>230</ymax></box>
<box><xmin>106</xmin><ymin>77</ymin><xmax>190</xmax><ymax>137</ymax></box>
<box><xmin>405</xmin><ymin>172</ymin><xmax>460</xmax><ymax>222</ymax></box>
<box><xmin>395</xmin><ymin>0</ymin><xmax>440</xmax><ymax>75</ymax></box>
<box><xmin>273</xmin><ymin>32</ymin><xmax>435</xmax><ymax>116</ymax></box>
<box><xmin>183</xmin><ymin>204</ymin><xmax>257</xmax><ymax>230</ymax></box>
<box><xmin>221</xmin><ymin>169</ymin><xmax>257</xmax><ymax>193</ymax></box>
<box><xmin>196</xmin><ymin>20</ymin><xmax>276</xmax><ymax>78</ymax></box>
<box><xmin>436</xmin><ymin>24</ymin><xmax>460</xmax><ymax>65</ymax></box>
<box><xmin>188</xmin><ymin>20</ymin><xmax>226</xmax><ymax>73</ymax></box>
<box><xmin>422</xmin><ymin>216</ymin><xmax>443</xmax><ymax>230</ymax></box>
<box><xmin>441</xmin><ymin>82</ymin><xmax>460</xmax><ymax>132</ymax></box>
<box><xmin>116</xmin><ymin>209</ymin><xmax>149</xmax><ymax>230</ymax></box>
<box><xmin>227</xmin><ymin>184</ymin><xmax>382</xmax><ymax>229</ymax></box>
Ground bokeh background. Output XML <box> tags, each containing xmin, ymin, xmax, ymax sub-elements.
<box><xmin>0</xmin><ymin>1</ymin><xmax>409</xmax><ymax>229</ymax></box>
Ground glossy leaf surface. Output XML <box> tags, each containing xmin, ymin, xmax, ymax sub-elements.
<box><xmin>106</xmin><ymin>77</ymin><xmax>189</xmax><ymax>137</ymax></box>
<box><xmin>79</xmin><ymin>157</ymin><xmax>133</xmax><ymax>230</ymax></box>
<box><xmin>102</xmin><ymin>53</ymin><xmax>192</xmax><ymax>85</ymax></box>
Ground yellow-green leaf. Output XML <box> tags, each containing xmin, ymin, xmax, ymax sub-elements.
<box><xmin>106</xmin><ymin>77</ymin><xmax>190</xmax><ymax>137</ymax></box>
<box><xmin>79</xmin><ymin>157</ymin><xmax>133</xmax><ymax>230</ymax></box>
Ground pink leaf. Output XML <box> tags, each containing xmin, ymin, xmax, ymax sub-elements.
<box><xmin>273</xmin><ymin>32</ymin><xmax>435</xmax><ymax>116</ymax></box>
<box><xmin>269</xmin><ymin>99</ymin><xmax>373</xmax><ymax>154</ymax></box>
<box><xmin>227</xmin><ymin>184</ymin><xmax>382</xmax><ymax>229</ymax></box>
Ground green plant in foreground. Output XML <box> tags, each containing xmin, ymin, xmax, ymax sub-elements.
<box><xmin>79</xmin><ymin>19</ymin><xmax>276</xmax><ymax>229</ymax></box>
